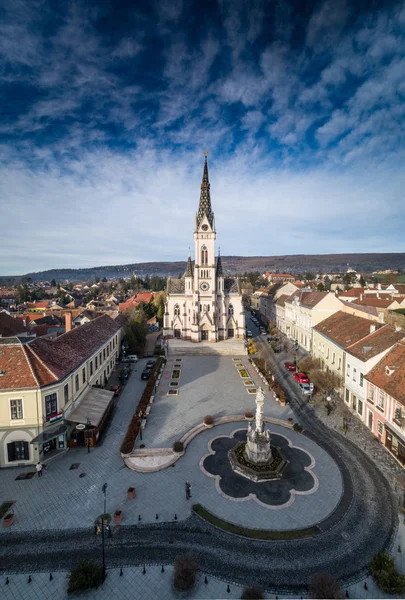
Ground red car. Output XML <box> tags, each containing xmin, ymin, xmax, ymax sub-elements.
<box><xmin>294</xmin><ymin>372</ymin><xmax>309</xmax><ymax>384</ymax></box>
<box><xmin>284</xmin><ymin>362</ymin><xmax>296</xmax><ymax>371</ymax></box>
<box><xmin>110</xmin><ymin>385</ymin><xmax>122</xmax><ymax>397</ymax></box>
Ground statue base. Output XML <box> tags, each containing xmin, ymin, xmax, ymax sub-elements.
<box><xmin>228</xmin><ymin>442</ymin><xmax>288</xmax><ymax>483</ymax></box>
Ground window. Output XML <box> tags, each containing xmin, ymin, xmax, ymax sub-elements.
<box><xmin>90</xmin><ymin>361</ymin><xmax>93</xmax><ymax>376</ymax></box>
<box><xmin>394</xmin><ymin>405</ymin><xmax>403</xmax><ymax>427</ymax></box>
<box><xmin>345</xmin><ymin>389</ymin><xmax>350</xmax><ymax>403</ymax></box>
<box><xmin>45</xmin><ymin>393</ymin><xmax>57</xmax><ymax>421</ymax></box>
<box><xmin>99</xmin><ymin>352</ymin><xmax>102</xmax><ymax>364</ymax></box>
<box><xmin>368</xmin><ymin>384</ymin><xmax>375</xmax><ymax>403</ymax></box>
<box><xmin>332</xmin><ymin>352</ymin><xmax>335</xmax><ymax>364</ymax></box>
<box><xmin>107</xmin><ymin>346</ymin><xmax>110</xmax><ymax>357</ymax></box>
<box><xmin>10</xmin><ymin>399</ymin><xmax>23</xmax><ymax>420</ymax></box>
<box><xmin>338</xmin><ymin>357</ymin><xmax>342</xmax><ymax>370</ymax></box>
<box><xmin>377</xmin><ymin>390</ymin><xmax>384</xmax><ymax>411</ymax></box>
<box><xmin>75</xmin><ymin>374</ymin><xmax>79</xmax><ymax>392</ymax></box>
<box><xmin>201</xmin><ymin>245</ymin><xmax>208</xmax><ymax>265</ymax></box>
<box><xmin>82</xmin><ymin>368</ymin><xmax>86</xmax><ymax>384</ymax></box>
<box><xmin>95</xmin><ymin>355</ymin><xmax>98</xmax><ymax>369</ymax></box>
<box><xmin>347</xmin><ymin>363</ymin><xmax>350</xmax><ymax>376</ymax></box>
<box><xmin>7</xmin><ymin>441</ymin><xmax>29</xmax><ymax>462</ymax></box>
<box><xmin>326</xmin><ymin>347</ymin><xmax>329</xmax><ymax>359</ymax></box>
<box><xmin>64</xmin><ymin>384</ymin><xmax>69</xmax><ymax>405</ymax></box>
<box><xmin>357</xmin><ymin>399</ymin><xmax>363</xmax><ymax>416</ymax></box>
<box><xmin>360</xmin><ymin>373</ymin><xmax>364</xmax><ymax>387</ymax></box>
<box><xmin>322</xmin><ymin>344</ymin><xmax>324</xmax><ymax>354</ymax></box>
<box><xmin>174</xmin><ymin>304</ymin><xmax>180</xmax><ymax>317</ymax></box>
<box><xmin>228</xmin><ymin>304</ymin><xmax>234</xmax><ymax>316</ymax></box>
<box><xmin>318</xmin><ymin>341</ymin><xmax>321</xmax><ymax>350</ymax></box>
<box><xmin>103</xmin><ymin>349</ymin><xmax>106</xmax><ymax>360</ymax></box>
<box><xmin>377</xmin><ymin>420</ymin><xmax>383</xmax><ymax>435</ymax></box>
<box><xmin>353</xmin><ymin>367</ymin><xmax>357</xmax><ymax>382</ymax></box>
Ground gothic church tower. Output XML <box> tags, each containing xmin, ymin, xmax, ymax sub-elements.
<box><xmin>163</xmin><ymin>154</ymin><xmax>245</xmax><ymax>342</ymax></box>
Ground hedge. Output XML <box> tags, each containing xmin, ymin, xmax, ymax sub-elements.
<box><xmin>120</xmin><ymin>357</ymin><xmax>165</xmax><ymax>454</ymax></box>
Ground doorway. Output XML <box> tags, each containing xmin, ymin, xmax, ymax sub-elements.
<box><xmin>368</xmin><ymin>410</ymin><xmax>373</xmax><ymax>431</ymax></box>
<box><xmin>201</xmin><ymin>330</ymin><xmax>208</xmax><ymax>341</ymax></box>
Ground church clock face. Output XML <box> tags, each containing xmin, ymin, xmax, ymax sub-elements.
<box><xmin>200</xmin><ymin>282</ymin><xmax>210</xmax><ymax>292</ymax></box>
<box><xmin>201</xmin><ymin>224</ymin><xmax>209</xmax><ymax>231</ymax></box>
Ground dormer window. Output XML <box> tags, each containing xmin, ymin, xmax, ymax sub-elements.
<box><xmin>385</xmin><ymin>365</ymin><xmax>396</xmax><ymax>376</ymax></box>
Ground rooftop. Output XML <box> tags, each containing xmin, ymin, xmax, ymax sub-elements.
<box><xmin>314</xmin><ymin>311</ymin><xmax>382</xmax><ymax>348</ymax></box>
<box><xmin>347</xmin><ymin>325</ymin><xmax>405</xmax><ymax>362</ymax></box>
<box><xmin>365</xmin><ymin>343</ymin><xmax>405</xmax><ymax>404</ymax></box>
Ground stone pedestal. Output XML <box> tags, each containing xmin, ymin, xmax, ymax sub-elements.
<box><xmin>245</xmin><ymin>429</ymin><xmax>272</xmax><ymax>464</ymax></box>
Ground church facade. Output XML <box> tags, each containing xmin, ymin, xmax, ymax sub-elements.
<box><xmin>163</xmin><ymin>155</ymin><xmax>245</xmax><ymax>342</ymax></box>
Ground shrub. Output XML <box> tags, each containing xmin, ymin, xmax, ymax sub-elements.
<box><xmin>68</xmin><ymin>560</ymin><xmax>104</xmax><ymax>594</ymax></box>
<box><xmin>173</xmin><ymin>554</ymin><xmax>199</xmax><ymax>591</ymax></box>
<box><xmin>244</xmin><ymin>410</ymin><xmax>254</xmax><ymax>419</ymax></box>
<box><xmin>370</xmin><ymin>552</ymin><xmax>405</xmax><ymax>594</ymax></box>
<box><xmin>309</xmin><ymin>572</ymin><xmax>344</xmax><ymax>599</ymax></box>
<box><xmin>241</xmin><ymin>585</ymin><xmax>265</xmax><ymax>599</ymax></box>
<box><xmin>173</xmin><ymin>440</ymin><xmax>184</xmax><ymax>453</ymax></box>
<box><xmin>204</xmin><ymin>415</ymin><xmax>214</xmax><ymax>425</ymax></box>
<box><xmin>293</xmin><ymin>423</ymin><xmax>303</xmax><ymax>432</ymax></box>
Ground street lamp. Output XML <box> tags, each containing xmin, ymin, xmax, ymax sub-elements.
<box><xmin>294</xmin><ymin>340</ymin><xmax>299</xmax><ymax>370</ymax></box>
<box><xmin>101</xmin><ymin>483</ymin><xmax>108</xmax><ymax>581</ymax></box>
<box><xmin>138</xmin><ymin>410</ymin><xmax>143</xmax><ymax>441</ymax></box>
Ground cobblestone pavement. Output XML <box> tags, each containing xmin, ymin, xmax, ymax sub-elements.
<box><xmin>0</xmin><ymin>335</ymin><xmax>401</xmax><ymax>596</ymax></box>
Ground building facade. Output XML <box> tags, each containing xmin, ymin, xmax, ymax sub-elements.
<box><xmin>0</xmin><ymin>315</ymin><xmax>123</xmax><ymax>468</ymax></box>
<box><xmin>163</xmin><ymin>155</ymin><xmax>245</xmax><ymax>342</ymax></box>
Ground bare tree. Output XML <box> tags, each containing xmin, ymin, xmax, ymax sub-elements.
<box><xmin>309</xmin><ymin>572</ymin><xmax>344</xmax><ymax>599</ymax></box>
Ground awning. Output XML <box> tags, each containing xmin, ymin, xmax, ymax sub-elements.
<box><xmin>30</xmin><ymin>423</ymin><xmax>67</xmax><ymax>445</ymax></box>
<box><xmin>66</xmin><ymin>387</ymin><xmax>114</xmax><ymax>428</ymax></box>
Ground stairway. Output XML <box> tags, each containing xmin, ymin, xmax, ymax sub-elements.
<box><xmin>167</xmin><ymin>338</ymin><xmax>247</xmax><ymax>356</ymax></box>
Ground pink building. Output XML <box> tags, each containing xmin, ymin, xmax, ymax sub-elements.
<box><xmin>364</xmin><ymin>343</ymin><xmax>405</xmax><ymax>465</ymax></box>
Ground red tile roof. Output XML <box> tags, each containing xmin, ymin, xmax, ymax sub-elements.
<box><xmin>0</xmin><ymin>314</ymin><xmax>121</xmax><ymax>390</ymax></box>
<box><xmin>365</xmin><ymin>343</ymin><xmax>405</xmax><ymax>404</ymax></box>
<box><xmin>346</xmin><ymin>325</ymin><xmax>405</xmax><ymax>362</ymax></box>
<box><xmin>314</xmin><ymin>311</ymin><xmax>383</xmax><ymax>348</ymax></box>
<box><xmin>286</xmin><ymin>290</ymin><xmax>332</xmax><ymax>308</ymax></box>
<box><xmin>356</xmin><ymin>298</ymin><xmax>397</xmax><ymax>308</ymax></box>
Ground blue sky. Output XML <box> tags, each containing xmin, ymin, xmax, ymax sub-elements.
<box><xmin>0</xmin><ymin>0</ymin><xmax>404</xmax><ymax>275</ymax></box>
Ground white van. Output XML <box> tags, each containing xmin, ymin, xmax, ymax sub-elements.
<box><xmin>126</xmin><ymin>355</ymin><xmax>138</xmax><ymax>363</ymax></box>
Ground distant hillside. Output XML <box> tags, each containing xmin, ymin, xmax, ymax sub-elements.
<box><xmin>2</xmin><ymin>253</ymin><xmax>404</xmax><ymax>283</ymax></box>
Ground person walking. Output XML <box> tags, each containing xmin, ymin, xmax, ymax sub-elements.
<box><xmin>36</xmin><ymin>462</ymin><xmax>43</xmax><ymax>477</ymax></box>
<box><xmin>185</xmin><ymin>480</ymin><xmax>191</xmax><ymax>500</ymax></box>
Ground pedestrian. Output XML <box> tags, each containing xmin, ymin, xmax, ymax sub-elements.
<box><xmin>36</xmin><ymin>462</ymin><xmax>43</xmax><ymax>477</ymax></box>
<box><xmin>185</xmin><ymin>480</ymin><xmax>191</xmax><ymax>500</ymax></box>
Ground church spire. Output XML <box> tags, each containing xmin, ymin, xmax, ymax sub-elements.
<box><xmin>216</xmin><ymin>247</ymin><xmax>223</xmax><ymax>277</ymax></box>
<box><xmin>184</xmin><ymin>249</ymin><xmax>193</xmax><ymax>277</ymax></box>
<box><xmin>197</xmin><ymin>152</ymin><xmax>214</xmax><ymax>228</ymax></box>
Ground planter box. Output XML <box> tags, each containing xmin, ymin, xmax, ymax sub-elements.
<box><xmin>127</xmin><ymin>487</ymin><xmax>136</xmax><ymax>500</ymax></box>
<box><xmin>3</xmin><ymin>514</ymin><xmax>14</xmax><ymax>528</ymax></box>
<box><xmin>114</xmin><ymin>510</ymin><xmax>123</xmax><ymax>524</ymax></box>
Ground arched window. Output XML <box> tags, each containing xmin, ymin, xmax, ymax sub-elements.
<box><xmin>201</xmin><ymin>245</ymin><xmax>208</xmax><ymax>265</ymax></box>
<box><xmin>174</xmin><ymin>304</ymin><xmax>180</xmax><ymax>317</ymax></box>
<box><xmin>228</xmin><ymin>304</ymin><xmax>234</xmax><ymax>316</ymax></box>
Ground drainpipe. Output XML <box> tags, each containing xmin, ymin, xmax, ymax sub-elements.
<box><xmin>34</xmin><ymin>387</ymin><xmax>41</xmax><ymax>464</ymax></box>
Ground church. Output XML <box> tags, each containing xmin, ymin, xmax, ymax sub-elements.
<box><xmin>163</xmin><ymin>154</ymin><xmax>245</xmax><ymax>342</ymax></box>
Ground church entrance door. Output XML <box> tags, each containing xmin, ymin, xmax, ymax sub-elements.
<box><xmin>228</xmin><ymin>328</ymin><xmax>234</xmax><ymax>338</ymax></box>
<box><xmin>201</xmin><ymin>330</ymin><xmax>208</xmax><ymax>341</ymax></box>
<box><xmin>174</xmin><ymin>329</ymin><xmax>181</xmax><ymax>338</ymax></box>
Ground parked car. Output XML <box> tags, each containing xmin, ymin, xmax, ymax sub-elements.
<box><xmin>299</xmin><ymin>382</ymin><xmax>312</xmax><ymax>396</ymax></box>
<box><xmin>294</xmin><ymin>372</ymin><xmax>309</xmax><ymax>384</ymax></box>
<box><xmin>126</xmin><ymin>355</ymin><xmax>138</xmax><ymax>362</ymax></box>
<box><xmin>110</xmin><ymin>385</ymin><xmax>121</xmax><ymax>397</ymax></box>
<box><xmin>247</xmin><ymin>331</ymin><xmax>253</xmax><ymax>338</ymax></box>
<box><xmin>284</xmin><ymin>361</ymin><xmax>296</xmax><ymax>371</ymax></box>
<box><xmin>260</xmin><ymin>328</ymin><xmax>266</xmax><ymax>334</ymax></box>
<box><xmin>141</xmin><ymin>370</ymin><xmax>151</xmax><ymax>380</ymax></box>
<box><xmin>146</xmin><ymin>360</ymin><xmax>155</xmax><ymax>369</ymax></box>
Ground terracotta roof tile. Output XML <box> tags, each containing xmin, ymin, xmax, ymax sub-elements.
<box><xmin>347</xmin><ymin>325</ymin><xmax>405</xmax><ymax>362</ymax></box>
<box><xmin>314</xmin><ymin>311</ymin><xmax>383</xmax><ymax>348</ymax></box>
<box><xmin>365</xmin><ymin>343</ymin><xmax>405</xmax><ymax>404</ymax></box>
<box><xmin>356</xmin><ymin>298</ymin><xmax>397</xmax><ymax>308</ymax></box>
<box><xmin>285</xmin><ymin>290</ymin><xmax>331</xmax><ymax>308</ymax></box>
<box><xmin>0</xmin><ymin>341</ymin><xmax>40</xmax><ymax>390</ymax></box>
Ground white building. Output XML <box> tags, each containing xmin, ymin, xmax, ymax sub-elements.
<box><xmin>163</xmin><ymin>155</ymin><xmax>245</xmax><ymax>342</ymax></box>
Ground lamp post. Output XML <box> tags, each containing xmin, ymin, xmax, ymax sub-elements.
<box><xmin>138</xmin><ymin>410</ymin><xmax>143</xmax><ymax>441</ymax></box>
<box><xmin>101</xmin><ymin>483</ymin><xmax>108</xmax><ymax>581</ymax></box>
<box><xmin>294</xmin><ymin>340</ymin><xmax>299</xmax><ymax>370</ymax></box>
<box><xmin>86</xmin><ymin>417</ymin><xmax>92</xmax><ymax>453</ymax></box>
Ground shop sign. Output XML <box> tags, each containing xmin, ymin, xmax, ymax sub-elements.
<box><xmin>50</xmin><ymin>412</ymin><xmax>63</xmax><ymax>423</ymax></box>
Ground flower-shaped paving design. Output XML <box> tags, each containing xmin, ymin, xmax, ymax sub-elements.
<box><xmin>201</xmin><ymin>429</ymin><xmax>318</xmax><ymax>509</ymax></box>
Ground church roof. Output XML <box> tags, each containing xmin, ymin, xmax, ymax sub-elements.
<box><xmin>167</xmin><ymin>278</ymin><xmax>185</xmax><ymax>294</ymax></box>
<box><xmin>196</xmin><ymin>155</ymin><xmax>214</xmax><ymax>229</ymax></box>
<box><xmin>224</xmin><ymin>278</ymin><xmax>240</xmax><ymax>294</ymax></box>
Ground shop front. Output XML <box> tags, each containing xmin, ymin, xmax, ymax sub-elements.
<box><xmin>385</xmin><ymin>424</ymin><xmax>405</xmax><ymax>466</ymax></box>
<box><xmin>66</xmin><ymin>387</ymin><xmax>115</xmax><ymax>448</ymax></box>
<box><xmin>30</xmin><ymin>422</ymin><xmax>68</xmax><ymax>460</ymax></box>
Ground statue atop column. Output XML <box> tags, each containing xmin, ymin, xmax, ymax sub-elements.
<box><xmin>245</xmin><ymin>386</ymin><xmax>272</xmax><ymax>464</ymax></box>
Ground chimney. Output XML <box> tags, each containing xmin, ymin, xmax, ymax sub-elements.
<box><xmin>370</xmin><ymin>324</ymin><xmax>376</xmax><ymax>334</ymax></box>
<box><xmin>65</xmin><ymin>312</ymin><xmax>72</xmax><ymax>333</ymax></box>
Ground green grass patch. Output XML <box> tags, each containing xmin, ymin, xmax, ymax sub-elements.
<box><xmin>172</xmin><ymin>369</ymin><xmax>181</xmax><ymax>378</ymax></box>
<box><xmin>238</xmin><ymin>369</ymin><xmax>249</xmax><ymax>378</ymax></box>
<box><xmin>192</xmin><ymin>504</ymin><xmax>320</xmax><ymax>540</ymax></box>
